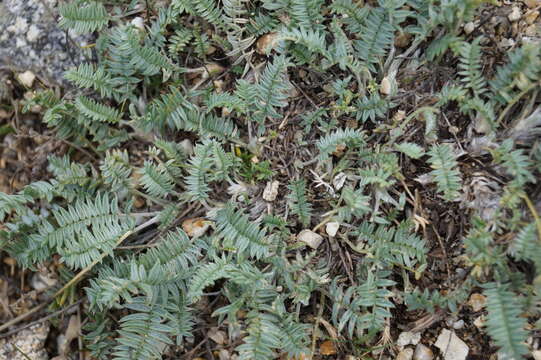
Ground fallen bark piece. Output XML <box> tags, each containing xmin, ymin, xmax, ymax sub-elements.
<box><xmin>320</xmin><ymin>340</ymin><xmax>337</xmax><ymax>356</ymax></box>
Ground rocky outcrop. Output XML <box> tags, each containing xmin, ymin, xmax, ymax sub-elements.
<box><xmin>0</xmin><ymin>0</ymin><xmax>93</xmax><ymax>86</ymax></box>
<box><xmin>0</xmin><ymin>322</ymin><xmax>50</xmax><ymax>360</ymax></box>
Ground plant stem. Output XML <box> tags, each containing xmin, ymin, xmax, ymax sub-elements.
<box><xmin>522</xmin><ymin>194</ymin><xmax>541</xmax><ymax>242</ymax></box>
<box><xmin>0</xmin><ymin>216</ymin><xmax>160</xmax><ymax>335</ymax></box>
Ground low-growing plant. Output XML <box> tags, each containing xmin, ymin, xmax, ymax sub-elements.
<box><xmin>1</xmin><ymin>0</ymin><xmax>540</xmax><ymax>359</ymax></box>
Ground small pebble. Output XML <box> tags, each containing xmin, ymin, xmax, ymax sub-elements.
<box><xmin>499</xmin><ymin>38</ymin><xmax>515</xmax><ymax>47</ymax></box>
<box><xmin>435</xmin><ymin>329</ymin><xmax>469</xmax><ymax>360</ymax></box>
<box><xmin>131</xmin><ymin>17</ymin><xmax>145</xmax><ymax>31</ymax></box>
<box><xmin>453</xmin><ymin>320</ymin><xmax>465</xmax><ymax>330</ymax></box>
<box><xmin>473</xmin><ymin>315</ymin><xmax>485</xmax><ymax>329</ymax></box>
<box><xmin>413</xmin><ymin>344</ymin><xmax>434</xmax><ymax>360</ymax></box>
<box><xmin>17</xmin><ymin>70</ymin><xmax>36</xmax><ymax>87</ymax></box>
<box><xmin>31</xmin><ymin>272</ymin><xmax>57</xmax><ymax>291</ymax></box>
<box><xmin>464</xmin><ymin>22</ymin><xmax>475</xmax><ymax>35</ymax></box>
<box><xmin>208</xmin><ymin>327</ymin><xmax>226</xmax><ymax>345</ymax></box>
<box><xmin>397</xmin><ymin>348</ymin><xmax>414</xmax><ymax>360</ymax></box>
<box><xmin>179</xmin><ymin>139</ymin><xmax>194</xmax><ymax>155</ymax></box>
<box><xmin>467</xmin><ymin>293</ymin><xmax>487</xmax><ymax>312</ymax></box>
<box><xmin>508</xmin><ymin>6</ymin><xmax>522</xmax><ymax>22</ymax></box>
<box><xmin>325</xmin><ymin>221</ymin><xmax>340</xmax><ymax>237</ymax></box>
<box><xmin>262</xmin><ymin>181</ymin><xmax>279</xmax><ymax>202</ymax></box>
<box><xmin>380</xmin><ymin>76</ymin><xmax>392</xmax><ymax>95</ymax></box>
<box><xmin>297</xmin><ymin>229</ymin><xmax>323</xmax><ymax>249</ymax></box>
<box><xmin>397</xmin><ymin>331</ymin><xmax>422</xmax><ymax>347</ymax></box>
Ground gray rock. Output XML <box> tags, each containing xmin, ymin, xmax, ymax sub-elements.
<box><xmin>297</xmin><ymin>229</ymin><xmax>324</xmax><ymax>249</ymax></box>
<box><xmin>0</xmin><ymin>322</ymin><xmax>49</xmax><ymax>360</ymax></box>
<box><xmin>452</xmin><ymin>320</ymin><xmax>465</xmax><ymax>330</ymax></box>
<box><xmin>0</xmin><ymin>0</ymin><xmax>93</xmax><ymax>86</ymax></box>
<box><xmin>397</xmin><ymin>331</ymin><xmax>422</xmax><ymax>347</ymax></box>
<box><xmin>435</xmin><ymin>329</ymin><xmax>469</xmax><ymax>360</ymax></box>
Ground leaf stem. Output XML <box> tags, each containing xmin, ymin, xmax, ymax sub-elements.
<box><xmin>0</xmin><ymin>216</ymin><xmax>160</xmax><ymax>335</ymax></box>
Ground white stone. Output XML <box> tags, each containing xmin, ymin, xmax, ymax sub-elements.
<box><xmin>508</xmin><ymin>7</ymin><xmax>522</xmax><ymax>22</ymax></box>
<box><xmin>413</xmin><ymin>344</ymin><xmax>434</xmax><ymax>360</ymax></box>
<box><xmin>227</xmin><ymin>182</ymin><xmax>249</xmax><ymax>201</ymax></box>
<box><xmin>532</xmin><ymin>350</ymin><xmax>541</xmax><ymax>360</ymax></box>
<box><xmin>325</xmin><ymin>221</ymin><xmax>340</xmax><ymax>237</ymax></box>
<box><xmin>500</xmin><ymin>38</ymin><xmax>515</xmax><ymax>48</ymax></box>
<box><xmin>473</xmin><ymin>315</ymin><xmax>485</xmax><ymax>329</ymax></box>
<box><xmin>452</xmin><ymin>320</ymin><xmax>464</xmax><ymax>330</ymax></box>
<box><xmin>208</xmin><ymin>327</ymin><xmax>226</xmax><ymax>345</ymax></box>
<box><xmin>17</xmin><ymin>70</ymin><xmax>36</xmax><ymax>87</ymax></box>
<box><xmin>262</xmin><ymin>181</ymin><xmax>279</xmax><ymax>202</ymax></box>
<box><xmin>397</xmin><ymin>331</ymin><xmax>422</xmax><ymax>347</ymax></box>
<box><xmin>397</xmin><ymin>348</ymin><xmax>414</xmax><ymax>360</ymax></box>
<box><xmin>434</xmin><ymin>329</ymin><xmax>469</xmax><ymax>360</ymax></box>
<box><xmin>380</xmin><ymin>76</ymin><xmax>392</xmax><ymax>95</ymax></box>
<box><xmin>179</xmin><ymin>139</ymin><xmax>194</xmax><ymax>155</ymax></box>
<box><xmin>30</xmin><ymin>272</ymin><xmax>57</xmax><ymax>291</ymax></box>
<box><xmin>26</xmin><ymin>25</ymin><xmax>40</xmax><ymax>42</ymax></box>
<box><xmin>415</xmin><ymin>173</ymin><xmax>434</xmax><ymax>185</ymax></box>
<box><xmin>464</xmin><ymin>22</ymin><xmax>475</xmax><ymax>35</ymax></box>
<box><xmin>131</xmin><ymin>17</ymin><xmax>145</xmax><ymax>31</ymax></box>
<box><xmin>297</xmin><ymin>229</ymin><xmax>324</xmax><ymax>249</ymax></box>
